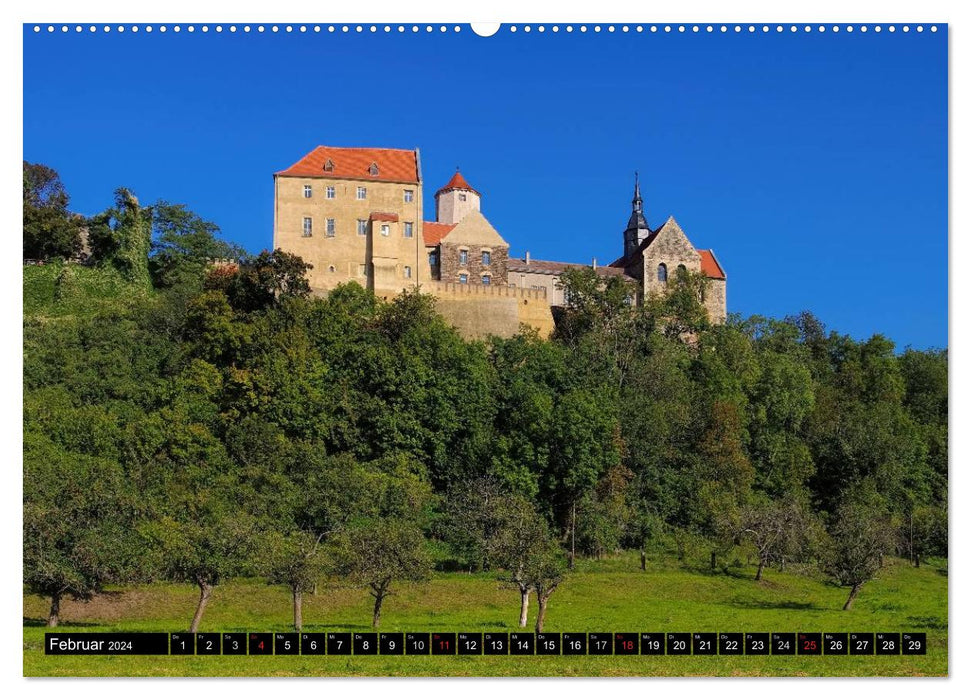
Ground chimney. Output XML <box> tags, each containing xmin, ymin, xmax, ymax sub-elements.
<box><xmin>525</xmin><ymin>250</ymin><xmax>530</xmax><ymax>265</ymax></box>
<box><xmin>592</xmin><ymin>257</ymin><xmax>598</xmax><ymax>270</ymax></box>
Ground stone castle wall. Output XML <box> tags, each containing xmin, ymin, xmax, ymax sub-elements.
<box><xmin>427</xmin><ymin>282</ymin><xmax>553</xmax><ymax>339</ymax></box>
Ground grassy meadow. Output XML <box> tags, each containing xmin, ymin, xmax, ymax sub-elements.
<box><xmin>23</xmin><ymin>552</ymin><xmax>947</xmax><ymax>677</ymax></box>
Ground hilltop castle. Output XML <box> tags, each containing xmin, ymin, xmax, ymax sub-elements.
<box><xmin>273</xmin><ymin>146</ymin><xmax>726</xmax><ymax>338</ymax></box>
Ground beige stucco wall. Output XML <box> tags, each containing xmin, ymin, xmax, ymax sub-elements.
<box><xmin>436</xmin><ymin>188</ymin><xmax>480</xmax><ymax>225</ymax></box>
<box><xmin>428</xmin><ymin>282</ymin><xmax>553</xmax><ymax>339</ymax></box>
<box><xmin>273</xmin><ymin>175</ymin><xmax>431</xmax><ymax>294</ymax></box>
<box><xmin>511</xmin><ymin>270</ymin><xmax>567</xmax><ymax>306</ymax></box>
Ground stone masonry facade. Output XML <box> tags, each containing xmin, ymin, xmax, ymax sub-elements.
<box><xmin>440</xmin><ymin>242</ymin><xmax>509</xmax><ymax>286</ymax></box>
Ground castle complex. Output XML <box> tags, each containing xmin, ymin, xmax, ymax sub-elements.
<box><xmin>273</xmin><ymin>146</ymin><xmax>726</xmax><ymax>338</ymax></box>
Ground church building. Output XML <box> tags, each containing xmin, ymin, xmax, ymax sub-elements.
<box><xmin>273</xmin><ymin>145</ymin><xmax>726</xmax><ymax>338</ymax></box>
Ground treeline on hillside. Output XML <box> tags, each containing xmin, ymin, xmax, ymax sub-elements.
<box><xmin>23</xmin><ymin>164</ymin><xmax>948</xmax><ymax>633</ymax></box>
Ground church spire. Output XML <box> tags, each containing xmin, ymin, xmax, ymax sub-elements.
<box><xmin>623</xmin><ymin>171</ymin><xmax>650</xmax><ymax>259</ymax></box>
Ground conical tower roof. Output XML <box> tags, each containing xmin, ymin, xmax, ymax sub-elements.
<box><xmin>436</xmin><ymin>170</ymin><xmax>480</xmax><ymax>196</ymax></box>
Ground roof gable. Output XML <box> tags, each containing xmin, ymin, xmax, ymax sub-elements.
<box><xmin>277</xmin><ymin>146</ymin><xmax>419</xmax><ymax>184</ymax></box>
<box><xmin>440</xmin><ymin>210</ymin><xmax>508</xmax><ymax>247</ymax></box>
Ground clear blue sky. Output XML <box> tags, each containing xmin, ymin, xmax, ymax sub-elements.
<box><xmin>23</xmin><ymin>25</ymin><xmax>947</xmax><ymax>349</ymax></box>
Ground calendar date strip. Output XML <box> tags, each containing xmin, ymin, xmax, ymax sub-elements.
<box><xmin>45</xmin><ymin>631</ymin><xmax>927</xmax><ymax>656</ymax></box>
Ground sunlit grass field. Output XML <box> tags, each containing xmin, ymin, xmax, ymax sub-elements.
<box><xmin>23</xmin><ymin>553</ymin><xmax>947</xmax><ymax>677</ymax></box>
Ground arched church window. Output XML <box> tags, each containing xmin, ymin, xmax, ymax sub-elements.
<box><xmin>677</xmin><ymin>264</ymin><xmax>687</xmax><ymax>276</ymax></box>
<box><xmin>657</xmin><ymin>263</ymin><xmax>668</xmax><ymax>282</ymax></box>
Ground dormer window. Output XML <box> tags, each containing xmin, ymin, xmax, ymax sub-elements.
<box><xmin>368</xmin><ymin>162</ymin><xmax>379</xmax><ymax>176</ymax></box>
<box><xmin>323</xmin><ymin>159</ymin><xmax>335</xmax><ymax>172</ymax></box>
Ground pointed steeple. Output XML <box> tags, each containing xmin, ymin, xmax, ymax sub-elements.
<box><xmin>623</xmin><ymin>172</ymin><xmax>651</xmax><ymax>258</ymax></box>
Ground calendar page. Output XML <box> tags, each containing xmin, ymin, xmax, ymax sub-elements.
<box><xmin>20</xmin><ymin>9</ymin><xmax>948</xmax><ymax>684</ymax></box>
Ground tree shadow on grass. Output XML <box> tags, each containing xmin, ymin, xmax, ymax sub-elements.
<box><xmin>23</xmin><ymin>618</ymin><xmax>101</xmax><ymax>628</ymax></box>
<box><xmin>729</xmin><ymin>600</ymin><xmax>819</xmax><ymax>611</ymax></box>
<box><xmin>683</xmin><ymin>566</ymin><xmax>755</xmax><ymax>582</ymax></box>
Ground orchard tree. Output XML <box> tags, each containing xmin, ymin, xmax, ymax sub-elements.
<box><xmin>823</xmin><ymin>492</ymin><xmax>894</xmax><ymax>610</ymax></box>
<box><xmin>527</xmin><ymin>542</ymin><xmax>566</xmax><ymax>634</ymax></box>
<box><xmin>143</xmin><ymin>509</ymin><xmax>259</xmax><ymax>632</ymax></box>
<box><xmin>23</xmin><ymin>435</ymin><xmax>141</xmax><ymax>626</ymax></box>
<box><xmin>738</xmin><ymin>496</ymin><xmax>814</xmax><ymax>581</ymax></box>
<box><xmin>332</xmin><ymin>518</ymin><xmax>431</xmax><ymax>627</ymax></box>
<box><xmin>492</xmin><ymin>495</ymin><xmax>561</xmax><ymax>627</ymax></box>
<box><xmin>262</xmin><ymin>530</ymin><xmax>329</xmax><ymax>631</ymax></box>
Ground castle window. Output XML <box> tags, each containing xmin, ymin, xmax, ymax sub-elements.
<box><xmin>657</xmin><ymin>263</ymin><xmax>668</xmax><ymax>282</ymax></box>
<box><xmin>459</xmin><ymin>249</ymin><xmax>468</xmax><ymax>265</ymax></box>
<box><xmin>303</xmin><ymin>185</ymin><xmax>313</xmax><ymax>198</ymax></box>
<box><xmin>429</xmin><ymin>251</ymin><xmax>439</xmax><ymax>266</ymax></box>
<box><xmin>404</xmin><ymin>189</ymin><xmax>414</xmax><ymax>203</ymax></box>
<box><xmin>459</xmin><ymin>193</ymin><xmax>467</xmax><ymax>202</ymax></box>
<box><xmin>368</xmin><ymin>162</ymin><xmax>379</xmax><ymax>176</ymax></box>
<box><xmin>380</xmin><ymin>224</ymin><xmax>390</xmax><ymax>237</ymax></box>
<box><xmin>328</xmin><ymin>265</ymin><xmax>336</xmax><ymax>273</ymax></box>
<box><xmin>482</xmin><ymin>274</ymin><xmax>491</xmax><ymax>285</ymax></box>
<box><xmin>323</xmin><ymin>159</ymin><xmax>335</xmax><ymax>172</ymax></box>
<box><xmin>459</xmin><ymin>273</ymin><xmax>468</xmax><ymax>284</ymax></box>
<box><xmin>357</xmin><ymin>219</ymin><xmax>367</xmax><ymax>236</ymax></box>
<box><xmin>677</xmin><ymin>264</ymin><xmax>687</xmax><ymax>278</ymax></box>
<box><xmin>302</xmin><ymin>217</ymin><xmax>313</xmax><ymax>237</ymax></box>
<box><xmin>326</xmin><ymin>186</ymin><xmax>335</xmax><ymax>199</ymax></box>
<box><xmin>356</xmin><ymin>186</ymin><xmax>367</xmax><ymax>200</ymax></box>
<box><xmin>404</xmin><ymin>222</ymin><xmax>414</xmax><ymax>238</ymax></box>
<box><xmin>326</xmin><ymin>218</ymin><xmax>336</xmax><ymax>237</ymax></box>
<box><xmin>482</xmin><ymin>251</ymin><xmax>491</xmax><ymax>266</ymax></box>
<box><xmin>404</xmin><ymin>265</ymin><xmax>412</xmax><ymax>279</ymax></box>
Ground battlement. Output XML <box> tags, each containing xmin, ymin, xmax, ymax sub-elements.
<box><xmin>427</xmin><ymin>281</ymin><xmax>548</xmax><ymax>301</ymax></box>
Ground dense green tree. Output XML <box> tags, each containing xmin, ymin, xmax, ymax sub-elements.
<box><xmin>23</xmin><ymin>161</ymin><xmax>82</xmax><ymax>261</ymax></box>
<box><xmin>547</xmin><ymin>387</ymin><xmax>621</xmax><ymax>568</ymax></box>
<box><xmin>149</xmin><ymin>201</ymin><xmax>245</xmax><ymax>290</ymax></box>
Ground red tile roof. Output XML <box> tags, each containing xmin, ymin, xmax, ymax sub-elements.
<box><xmin>698</xmin><ymin>249</ymin><xmax>726</xmax><ymax>280</ymax></box>
<box><xmin>276</xmin><ymin>146</ymin><xmax>419</xmax><ymax>184</ymax></box>
<box><xmin>436</xmin><ymin>170</ymin><xmax>479</xmax><ymax>196</ymax></box>
<box><xmin>423</xmin><ymin>221</ymin><xmax>456</xmax><ymax>247</ymax></box>
<box><xmin>370</xmin><ymin>212</ymin><xmax>399</xmax><ymax>222</ymax></box>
